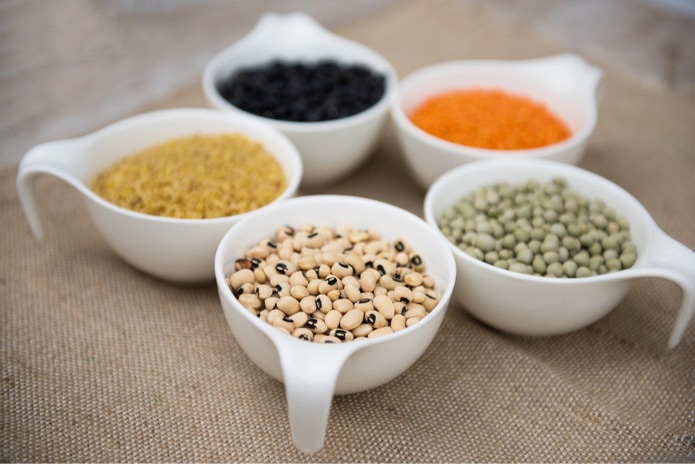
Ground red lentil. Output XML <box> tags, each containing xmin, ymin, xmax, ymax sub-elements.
<box><xmin>409</xmin><ymin>89</ymin><xmax>572</xmax><ymax>150</ymax></box>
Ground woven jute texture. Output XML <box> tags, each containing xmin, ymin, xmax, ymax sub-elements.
<box><xmin>3</xmin><ymin>1</ymin><xmax>695</xmax><ymax>462</ymax></box>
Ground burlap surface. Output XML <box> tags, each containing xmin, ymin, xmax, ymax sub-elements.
<box><xmin>2</xmin><ymin>1</ymin><xmax>695</xmax><ymax>462</ymax></box>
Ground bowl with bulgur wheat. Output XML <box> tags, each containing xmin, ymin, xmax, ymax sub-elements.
<box><xmin>17</xmin><ymin>108</ymin><xmax>303</xmax><ymax>283</ymax></box>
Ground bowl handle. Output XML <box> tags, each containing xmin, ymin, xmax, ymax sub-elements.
<box><xmin>16</xmin><ymin>139</ymin><xmax>88</xmax><ymax>240</ymax></box>
<box><xmin>637</xmin><ymin>228</ymin><xmax>695</xmax><ymax>348</ymax></box>
<box><xmin>277</xmin><ymin>340</ymin><xmax>353</xmax><ymax>454</ymax></box>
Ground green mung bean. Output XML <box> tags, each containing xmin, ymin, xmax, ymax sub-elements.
<box><xmin>438</xmin><ymin>177</ymin><xmax>638</xmax><ymax>278</ymax></box>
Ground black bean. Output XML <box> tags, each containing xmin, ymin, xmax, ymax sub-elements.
<box><xmin>217</xmin><ymin>59</ymin><xmax>386</xmax><ymax>122</ymax></box>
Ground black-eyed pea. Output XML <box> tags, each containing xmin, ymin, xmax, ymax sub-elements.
<box><xmin>263</xmin><ymin>265</ymin><xmax>278</xmax><ymax>280</ymax></box>
<box><xmin>277</xmin><ymin>295</ymin><xmax>300</xmax><ymax>315</ymax></box>
<box><xmin>229</xmin><ymin>268</ymin><xmax>254</xmax><ymax>291</ymax></box>
<box><xmin>374</xmin><ymin>258</ymin><xmax>396</xmax><ymax>276</ymax></box>
<box><xmin>368</xmin><ymin>327</ymin><xmax>394</xmax><ymax>338</ymax></box>
<box><xmin>379</xmin><ymin>275</ymin><xmax>397</xmax><ymax>291</ymax></box>
<box><xmin>269</xmin><ymin>273</ymin><xmax>289</xmax><ymax>286</ymax></box>
<box><xmin>304</xmin><ymin>231</ymin><xmax>326</xmax><ymax>249</ymax></box>
<box><xmin>393</xmin><ymin>301</ymin><xmax>406</xmax><ymax>316</ymax></box>
<box><xmin>324</xmin><ymin>310</ymin><xmax>343</xmax><ymax>330</ymax></box>
<box><xmin>264</xmin><ymin>296</ymin><xmax>279</xmax><ymax>311</ymax></box>
<box><xmin>422</xmin><ymin>290</ymin><xmax>439</xmax><ymax>311</ymax></box>
<box><xmin>276</xmin><ymin>225</ymin><xmax>295</xmax><ymax>241</ymax></box>
<box><xmin>332</xmin><ymin>298</ymin><xmax>353</xmax><ymax>314</ymax></box>
<box><xmin>290</xmin><ymin>285</ymin><xmax>309</xmax><ymax>300</ymax></box>
<box><xmin>273</xmin><ymin>315</ymin><xmax>296</xmax><ymax>332</ymax></box>
<box><xmin>354</xmin><ymin>298</ymin><xmax>373</xmax><ymax>313</ymax></box>
<box><xmin>411</xmin><ymin>289</ymin><xmax>426</xmax><ymax>304</ymax></box>
<box><xmin>326</xmin><ymin>289</ymin><xmax>342</xmax><ymax>301</ymax></box>
<box><xmin>255</xmin><ymin>284</ymin><xmax>274</xmax><ymax>300</ymax></box>
<box><xmin>316</xmin><ymin>294</ymin><xmax>332</xmax><ymax>314</ymax></box>
<box><xmin>320</xmin><ymin>241</ymin><xmax>343</xmax><ymax>254</ymax></box>
<box><xmin>312</xmin><ymin>311</ymin><xmax>326</xmax><ymax>321</ymax></box>
<box><xmin>345</xmin><ymin>253</ymin><xmax>365</xmax><ymax>275</ymax></box>
<box><xmin>394</xmin><ymin>286</ymin><xmax>413</xmax><ymax>304</ymax></box>
<box><xmin>410</xmin><ymin>253</ymin><xmax>425</xmax><ymax>271</ymax></box>
<box><xmin>404</xmin><ymin>272</ymin><xmax>424</xmax><ymax>287</ymax></box>
<box><xmin>275</xmin><ymin>326</ymin><xmax>291</xmax><ymax>336</ymax></box>
<box><xmin>289</xmin><ymin>271</ymin><xmax>308</xmax><ymax>287</ymax></box>
<box><xmin>253</xmin><ymin>268</ymin><xmax>267</xmax><ymax>284</ymax></box>
<box><xmin>274</xmin><ymin>260</ymin><xmax>297</xmax><ymax>276</ymax></box>
<box><xmin>319</xmin><ymin>275</ymin><xmax>340</xmax><ymax>294</ymax></box>
<box><xmin>277</xmin><ymin>247</ymin><xmax>293</xmax><ymax>261</ymax></box>
<box><xmin>340</xmin><ymin>308</ymin><xmax>364</xmax><ymax>331</ymax></box>
<box><xmin>265</xmin><ymin>253</ymin><xmax>280</xmax><ymax>266</ymax></box>
<box><xmin>422</xmin><ymin>274</ymin><xmax>435</xmax><ymax>288</ymax></box>
<box><xmin>404</xmin><ymin>303</ymin><xmax>426</xmax><ymax>319</ymax></box>
<box><xmin>374</xmin><ymin>286</ymin><xmax>387</xmax><ymax>297</ymax></box>
<box><xmin>292</xmin><ymin>231</ymin><xmax>308</xmax><ymax>250</ymax></box>
<box><xmin>351</xmin><ymin>323</ymin><xmax>373</xmax><ymax>338</ymax></box>
<box><xmin>257</xmin><ymin>309</ymin><xmax>270</xmax><ymax>323</ymax></box>
<box><xmin>331</xmin><ymin>262</ymin><xmax>353</xmax><ymax>278</ymax></box>
<box><xmin>341</xmin><ymin>275</ymin><xmax>360</xmax><ymax>289</ymax></box>
<box><xmin>364</xmin><ymin>239</ymin><xmax>386</xmax><ymax>255</ymax></box>
<box><xmin>348</xmin><ymin>229</ymin><xmax>370</xmax><ymax>243</ymax></box>
<box><xmin>292</xmin><ymin>327</ymin><xmax>313</xmax><ymax>341</ymax></box>
<box><xmin>330</xmin><ymin>328</ymin><xmax>354</xmax><ymax>342</ymax></box>
<box><xmin>365</xmin><ymin>310</ymin><xmax>388</xmax><ymax>329</ymax></box>
<box><xmin>273</xmin><ymin>282</ymin><xmax>290</xmax><ymax>298</ymax></box>
<box><xmin>288</xmin><ymin>311</ymin><xmax>309</xmax><ymax>328</ymax></box>
<box><xmin>343</xmin><ymin>283</ymin><xmax>361</xmax><ymax>303</ymax></box>
<box><xmin>306</xmin><ymin>317</ymin><xmax>328</xmax><ymax>334</ymax></box>
<box><xmin>359</xmin><ymin>269</ymin><xmax>377</xmax><ymax>292</ymax></box>
<box><xmin>300</xmin><ymin>295</ymin><xmax>317</xmax><ymax>314</ymax></box>
<box><xmin>390</xmin><ymin>314</ymin><xmax>406</xmax><ymax>332</ymax></box>
<box><xmin>406</xmin><ymin>316</ymin><xmax>422</xmax><ymax>327</ymax></box>
<box><xmin>238</xmin><ymin>293</ymin><xmax>262</xmax><ymax>311</ymax></box>
<box><xmin>246</xmin><ymin>245</ymin><xmax>270</xmax><ymax>259</ymax></box>
<box><xmin>304</xmin><ymin>268</ymin><xmax>319</xmax><ymax>280</ymax></box>
<box><xmin>317</xmin><ymin>264</ymin><xmax>332</xmax><ymax>279</ymax></box>
<box><xmin>267</xmin><ymin>309</ymin><xmax>285</xmax><ymax>325</ymax></box>
<box><xmin>397</xmin><ymin>252</ymin><xmax>412</xmax><ymax>267</ymax></box>
<box><xmin>373</xmin><ymin>294</ymin><xmax>395</xmax><ymax>320</ymax></box>
<box><xmin>307</xmin><ymin>279</ymin><xmax>321</xmax><ymax>295</ymax></box>
<box><xmin>235</xmin><ymin>282</ymin><xmax>255</xmax><ymax>296</ymax></box>
<box><xmin>361</xmin><ymin>253</ymin><xmax>377</xmax><ymax>268</ymax></box>
<box><xmin>314</xmin><ymin>334</ymin><xmax>341</xmax><ymax>344</ymax></box>
<box><xmin>298</xmin><ymin>255</ymin><xmax>318</xmax><ymax>271</ymax></box>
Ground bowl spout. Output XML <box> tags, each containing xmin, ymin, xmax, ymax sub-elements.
<box><xmin>276</xmin><ymin>338</ymin><xmax>355</xmax><ymax>454</ymax></box>
<box><xmin>16</xmin><ymin>138</ymin><xmax>89</xmax><ymax>240</ymax></box>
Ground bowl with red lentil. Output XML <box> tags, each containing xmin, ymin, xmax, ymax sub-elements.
<box><xmin>391</xmin><ymin>54</ymin><xmax>602</xmax><ymax>189</ymax></box>
<box><xmin>202</xmin><ymin>12</ymin><xmax>398</xmax><ymax>188</ymax></box>
<box><xmin>214</xmin><ymin>195</ymin><xmax>456</xmax><ymax>453</ymax></box>
<box><xmin>17</xmin><ymin>108</ymin><xmax>303</xmax><ymax>283</ymax></box>
<box><xmin>424</xmin><ymin>158</ymin><xmax>695</xmax><ymax>347</ymax></box>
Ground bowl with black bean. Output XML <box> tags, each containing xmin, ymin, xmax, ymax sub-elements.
<box><xmin>424</xmin><ymin>158</ymin><xmax>695</xmax><ymax>347</ymax></box>
<box><xmin>215</xmin><ymin>195</ymin><xmax>456</xmax><ymax>454</ymax></box>
<box><xmin>203</xmin><ymin>12</ymin><xmax>398</xmax><ymax>188</ymax></box>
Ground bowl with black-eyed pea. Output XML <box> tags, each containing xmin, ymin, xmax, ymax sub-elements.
<box><xmin>424</xmin><ymin>158</ymin><xmax>695</xmax><ymax>348</ymax></box>
<box><xmin>214</xmin><ymin>195</ymin><xmax>456</xmax><ymax>454</ymax></box>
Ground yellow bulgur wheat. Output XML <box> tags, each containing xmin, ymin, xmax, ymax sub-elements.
<box><xmin>90</xmin><ymin>133</ymin><xmax>286</xmax><ymax>219</ymax></box>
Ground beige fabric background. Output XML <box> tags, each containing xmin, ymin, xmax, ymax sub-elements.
<box><xmin>2</xmin><ymin>1</ymin><xmax>695</xmax><ymax>462</ymax></box>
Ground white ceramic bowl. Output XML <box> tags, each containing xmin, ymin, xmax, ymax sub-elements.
<box><xmin>215</xmin><ymin>195</ymin><xmax>456</xmax><ymax>453</ymax></box>
<box><xmin>424</xmin><ymin>158</ymin><xmax>695</xmax><ymax>348</ymax></box>
<box><xmin>392</xmin><ymin>54</ymin><xmax>603</xmax><ymax>189</ymax></box>
<box><xmin>203</xmin><ymin>12</ymin><xmax>398</xmax><ymax>188</ymax></box>
<box><xmin>16</xmin><ymin>108</ymin><xmax>303</xmax><ymax>283</ymax></box>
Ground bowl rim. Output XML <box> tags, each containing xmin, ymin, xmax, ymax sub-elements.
<box><xmin>215</xmin><ymin>194</ymin><xmax>457</xmax><ymax>349</ymax></box>
<box><xmin>80</xmin><ymin>108</ymin><xmax>304</xmax><ymax>225</ymax></box>
<box><xmin>423</xmin><ymin>158</ymin><xmax>655</xmax><ymax>286</ymax></box>
<box><xmin>391</xmin><ymin>57</ymin><xmax>599</xmax><ymax>158</ymax></box>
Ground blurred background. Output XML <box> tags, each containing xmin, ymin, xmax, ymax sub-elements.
<box><xmin>2</xmin><ymin>0</ymin><xmax>694</xmax><ymax>170</ymax></box>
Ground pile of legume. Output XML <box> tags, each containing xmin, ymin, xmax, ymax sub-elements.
<box><xmin>91</xmin><ymin>133</ymin><xmax>286</xmax><ymax>219</ymax></box>
<box><xmin>217</xmin><ymin>60</ymin><xmax>386</xmax><ymax>122</ymax></box>
<box><xmin>410</xmin><ymin>89</ymin><xmax>571</xmax><ymax>150</ymax></box>
<box><xmin>438</xmin><ymin>177</ymin><xmax>637</xmax><ymax>278</ymax></box>
<box><xmin>228</xmin><ymin>224</ymin><xmax>440</xmax><ymax>343</ymax></box>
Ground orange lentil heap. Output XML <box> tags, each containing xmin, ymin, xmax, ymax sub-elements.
<box><xmin>409</xmin><ymin>89</ymin><xmax>572</xmax><ymax>150</ymax></box>
<box><xmin>91</xmin><ymin>133</ymin><xmax>286</xmax><ymax>219</ymax></box>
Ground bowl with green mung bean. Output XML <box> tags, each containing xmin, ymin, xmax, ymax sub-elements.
<box><xmin>424</xmin><ymin>158</ymin><xmax>695</xmax><ymax>348</ymax></box>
